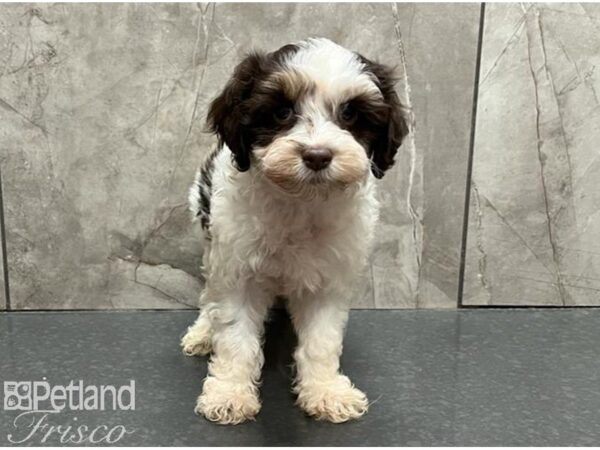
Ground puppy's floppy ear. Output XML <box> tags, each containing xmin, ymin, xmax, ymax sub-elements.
<box><xmin>206</xmin><ymin>52</ymin><xmax>267</xmax><ymax>171</ymax></box>
<box><xmin>359</xmin><ymin>56</ymin><xmax>410</xmax><ymax>179</ymax></box>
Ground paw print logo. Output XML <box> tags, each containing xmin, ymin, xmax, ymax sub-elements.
<box><xmin>3</xmin><ymin>382</ymin><xmax>32</xmax><ymax>411</ymax></box>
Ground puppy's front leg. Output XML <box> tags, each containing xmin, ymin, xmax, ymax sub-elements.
<box><xmin>196</xmin><ymin>281</ymin><xmax>271</xmax><ymax>424</ymax></box>
<box><xmin>288</xmin><ymin>291</ymin><xmax>368</xmax><ymax>423</ymax></box>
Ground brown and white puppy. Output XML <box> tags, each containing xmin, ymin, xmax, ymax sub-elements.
<box><xmin>182</xmin><ymin>38</ymin><xmax>409</xmax><ymax>424</ymax></box>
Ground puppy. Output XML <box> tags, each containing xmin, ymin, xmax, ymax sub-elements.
<box><xmin>181</xmin><ymin>38</ymin><xmax>409</xmax><ymax>424</ymax></box>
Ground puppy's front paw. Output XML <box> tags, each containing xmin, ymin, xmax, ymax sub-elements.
<box><xmin>296</xmin><ymin>375</ymin><xmax>368</xmax><ymax>423</ymax></box>
<box><xmin>181</xmin><ymin>324</ymin><xmax>213</xmax><ymax>356</ymax></box>
<box><xmin>196</xmin><ymin>377</ymin><xmax>260</xmax><ymax>425</ymax></box>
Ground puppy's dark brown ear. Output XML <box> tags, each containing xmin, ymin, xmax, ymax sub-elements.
<box><xmin>359</xmin><ymin>56</ymin><xmax>410</xmax><ymax>179</ymax></box>
<box><xmin>206</xmin><ymin>52</ymin><xmax>267</xmax><ymax>171</ymax></box>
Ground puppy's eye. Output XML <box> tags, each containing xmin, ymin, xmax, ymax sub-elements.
<box><xmin>274</xmin><ymin>106</ymin><xmax>294</xmax><ymax>123</ymax></box>
<box><xmin>340</xmin><ymin>103</ymin><xmax>357</xmax><ymax>124</ymax></box>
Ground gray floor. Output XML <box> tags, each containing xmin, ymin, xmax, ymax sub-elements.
<box><xmin>1</xmin><ymin>309</ymin><xmax>599</xmax><ymax>446</ymax></box>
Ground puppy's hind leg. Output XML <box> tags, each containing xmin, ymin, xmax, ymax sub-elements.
<box><xmin>181</xmin><ymin>307</ymin><xmax>213</xmax><ymax>356</ymax></box>
<box><xmin>182</xmin><ymin>237</ymin><xmax>215</xmax><ymax>356</ymax></box>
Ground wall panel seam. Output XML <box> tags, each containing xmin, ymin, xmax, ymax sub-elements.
<box><xmin>0</xmin><ymin>167</ymin><xmax>11</xmax><ymax>310</ymax></box>
<box><xmin>458</xmin><ymin>2</ymin><xmax>486</xmax><ymax>308</ymax></box>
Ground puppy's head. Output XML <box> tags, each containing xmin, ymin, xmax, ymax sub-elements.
<box><xmin>207</xmin><ymin>38</ymin><xmax>409</xmax><ymax>196</ymax></box>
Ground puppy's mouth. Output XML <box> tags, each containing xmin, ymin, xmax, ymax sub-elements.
<box><xmin>302</xmin><ymin>168</ymin><xmax>332</xmax><ymax>185</ymax></box>
<box><xmin>257</xmin><ymin>142</ymin><xmax>370</xmax><ymax>198</ymax></box>
<box><xmin>260</xmin><ymin>164</ymin><xmax>344</xmax><ymax>199</ymax></box>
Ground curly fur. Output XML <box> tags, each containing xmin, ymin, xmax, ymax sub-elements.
<box><xmin>182</xmin><ymin>38</ymin><xmax>408</xmax><ymax>424</ymax></box>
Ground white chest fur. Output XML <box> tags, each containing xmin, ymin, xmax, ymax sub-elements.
<box><xmin>207</xmin><ymin>156</ymin><xmax>379</xmax><ymax>298</ymax></box>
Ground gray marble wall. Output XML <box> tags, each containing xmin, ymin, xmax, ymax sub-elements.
<box><xmin>463</xmin><ymin>3</ymin><xmax>600</xmax><ymax>305</ymax></box>
<box><xmin>2</xmin><ymin>3</ymin><xmax>595</xmax><ymax>310</ymax></box>
<box><xmin>406</xmin><ymin>4</ymin><xmax>481</xmax><ymax>308</ymax></box>
<box><xmin>0</xmin><ymin>3</ymin><xmax>482</xmax><ymax>310</ymax></box>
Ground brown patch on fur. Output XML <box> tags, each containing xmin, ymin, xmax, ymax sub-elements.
<box><xmin>206</xmin><ymin>44</ymin><xmax>301</xmax><ymax>171</ymax></box>
<box><xmin>349</xmin><ymin>54</ymin><xmax>410</xmax><ymax>178</ymax></box>
<box><xmin>330</xmin><ymin>147</ymin><xmax>370</xmax><ymax>186</ymax></box>
<box><xmin>264</xmin><ymin>70</ymin><xmax>315</xmax><ymax>103</ymax></box>
<box><xmin>255</xmin><ymin>139</ymin><xmax>305</xmax><ymax>194</ymax></box>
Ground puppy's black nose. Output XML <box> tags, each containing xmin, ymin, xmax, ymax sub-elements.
<box><xmin>302</xmin><ymin>147</ymin><xmax>333</xmax><ymax>171</ymax></box>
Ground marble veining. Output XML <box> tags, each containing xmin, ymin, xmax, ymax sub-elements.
<box><xmin>464</xmin><ymin>3</ymin><xmax>600</xmax><ymax>305</ymax></box>
<box><xmin>0</xmin><ymin>3</ymin><xmax>481</xmax><ymax>309</ymax></box>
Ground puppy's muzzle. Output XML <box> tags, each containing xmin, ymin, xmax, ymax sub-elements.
<box><xmin>302</xmin><ymin>147</ymin><xmax>333</xmax><ymax>171</ymax></box>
